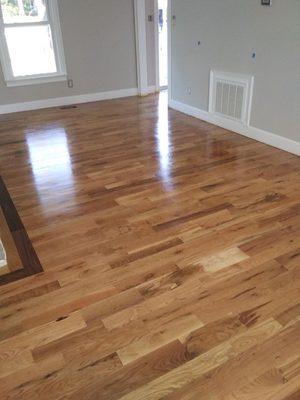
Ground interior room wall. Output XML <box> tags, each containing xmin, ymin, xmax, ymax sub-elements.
<box><xmin>171</xmin><ymin>0</ymin><xmax>300</xmax><ymax>143</ymax></box>
<box><xmin>0</xmin><ymin>0</ymin><xmax>138</xmax><ymax>106</ymax></box>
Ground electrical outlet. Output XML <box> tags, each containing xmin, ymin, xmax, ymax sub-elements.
<box><xmin>187</xmin><ymin>87</ymin><xmax>192</xmax><ymax>95</ymax></box>
<box><xmin>261</xmin><ymin>0</ymin><xmax>272</xmax><ymax>5</ymax></box>
<box><xmin>67</xmin><ymin>79</ymin><xmax>74</xmax><ymax>88</ymax></box>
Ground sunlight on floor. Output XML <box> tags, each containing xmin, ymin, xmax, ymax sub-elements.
<box><xmin>26</xmin><ymin>127</ymin><xmax>74</xmax><ymax>207</ymax></box>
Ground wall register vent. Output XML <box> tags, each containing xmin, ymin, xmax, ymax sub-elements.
<box><xmin>209</xmin><ymin>71</ymin><xmax>254</xmax><ymax>125</ymax></box>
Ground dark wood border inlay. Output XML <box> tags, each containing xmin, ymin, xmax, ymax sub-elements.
<box><xmin>0</xmin><ymin>176</ymin><xmax>43</xmax><ymax>286</ymax></box>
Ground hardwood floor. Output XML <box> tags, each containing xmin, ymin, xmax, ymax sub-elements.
<box><xmin>0</xmin><ymin>176</ymin><xmax>43</xmax><ymax>285</ymax></box>
<box><xmin>0</xmin><ymin>91</ymin><xmax>299</xmax><ymax>399</ymax></box>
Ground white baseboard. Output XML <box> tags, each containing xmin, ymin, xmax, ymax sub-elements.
<box><xmin>139</xmin><ymin>85</ymin><xmax>158</xmax><ymax>96</ymax></box>
<box><xmin>169</xmin><ymin>99</ymin><xmax>300</xmax><ymax>156</ymax></box>
<box><xmin>147</xmin><ymin>85</ymin><xmax>158</xmax><ymax>94</ymax></box>
<box><xmin>0</xmin><ymin>87</ymin><xmax>139</xmax><ymax>115</ymax></box>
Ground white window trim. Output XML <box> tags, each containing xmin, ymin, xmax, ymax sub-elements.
<box><xmin>0</xmin><ymin>0</ymin><xmax>67</xmax><ymax>87</ymax></box>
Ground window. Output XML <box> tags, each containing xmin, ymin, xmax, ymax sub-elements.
<box><xmin>0</xmin><ymin>0</ymin><xmax>66</xmax><ymax>86</ymax></box>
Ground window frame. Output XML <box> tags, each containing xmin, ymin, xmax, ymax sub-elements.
<box><xmin>0</xmin><ymin>0</ymin><xmax>67</xmax><ymax>87</ymax></box>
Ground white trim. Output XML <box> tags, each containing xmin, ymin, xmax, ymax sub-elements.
<box><xmin>154</xmin><ymin>0</ymin><xmax>160</xmax><ymax>91</ymax></box>
<box><xmin>6</xmin><ymin>74</ymin><xmax>67</xmax><ymax>87</ymax></box>
<box><xmin>48</xmin><ymin>0</ymin><xmax>67</xmax><ymax>77</ymax></box>
<box><xmin>3</xmin><ymin>21</ymin><xmax>49</xmax><ymax>28</ymax></box>
<box><xmin>146</xmin><ymin>85</ymin><xmax>157</xmax><ymax>94</ymax></box>
<box><xmin>134</xmin><ymin>0</ymin><xmax>148</xmax><ymax>96</ymax></box>
<box><xmin>169</xmin><ymin>99</ymin><xmax>300</xmax><ymax>156</ymax></box>
<box><xmin>0</xmin><ymin>5</ymin><xmax>12</xmax><ymax>80</ymax></box>
<box><xmin>155</xmin><ymin>0</ymin><xmax>170</xmax><ymax>92</ymax></box>
<box><xmin>0</xmin><ymin>88</ymin><xmax>138</xmax><ymax>115</ymax></box>
<box><xmin>0</xmin><ymin>0</ymin><xmax>67</xmax><ymax>86</ymax></box>
<box><xmin>167</xmin><ymin>0</ymin><xmax>172</xmax><ymax>102</ymax></box>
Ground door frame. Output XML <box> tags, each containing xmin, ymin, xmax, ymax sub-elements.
<box><xmin>154</xmin><ymin>0</ymin><xmax>160</xmax><ymax>91</ymax></box>
<box><xmin>154</xmin><ymin>0</ymin><xmax>171</xmax><ymax>94</ymax></box>
<box><xmin>167</xmin><ymin>0</ymin><xmax>172</xmax><ymax>102</ymax></box>
<box><xmin>134</xmin><ymin>0</ymin><xmax>148</xmax><ymax>96</ymax></box>
<box><xmin>134</xmin><ymin>0</ymin><xmax>172</xmax><ymax>99</ymax></box>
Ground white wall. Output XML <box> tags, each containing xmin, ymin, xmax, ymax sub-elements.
<box><xmin>171</xmin><ymin>0</ymin><xmax>300</xmax><ymax>144</ymax></box>
<box><xmin>0</xmin><ymin>0</ymin><xmax>138</xmax><ymax>106</ymax></box>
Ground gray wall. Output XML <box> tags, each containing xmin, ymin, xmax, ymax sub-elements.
<box><xmin>171</xmin><ymin>0</ymin><xmax>300</xmax><ymax>142</ymax></box>
<box><xmin>0</xmin><ymin>0</ymin><xmax>138</xmax><ymax>105</ymax></box>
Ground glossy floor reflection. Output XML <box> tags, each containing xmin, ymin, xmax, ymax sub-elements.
<box><xmin>156</xmin><ymin>91</ymin><xmax>173</xmax><ymax>187</ymax></box>
<box><xmin>26</xmin><ymin>127</ymin><xmax>75</xmax><ymax>210</ymax></box>
<box><xmin>0</xmin><ymin>93</ymin><xmax>300</xmax><ymax>400</ymax></box>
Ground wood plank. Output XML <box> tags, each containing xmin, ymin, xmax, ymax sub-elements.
<box><xmin>117</xmin><ymin>313</ymin><xmax>203</xmax><ymax>365</ymax></box>
<box><xmin>200</xmin><ymin>247</ymin><xmax>249</xmax><ymax>273</ymax></box>
<box><xmin>0</xmin><ymin>93</ymin><xmax>299</xmax><ymax>399</ymax></box>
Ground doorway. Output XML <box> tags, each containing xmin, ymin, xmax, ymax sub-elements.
<box><xmin>157</xmin><ymin>0</ymin><xmax>168</xmax><ymax>89</ymax></box>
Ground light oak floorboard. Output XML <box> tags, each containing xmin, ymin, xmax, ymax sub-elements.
<box><xmin>0</xmin><ymin>92</ymin><xmax>299</xmax><ymax>399</ymax></box>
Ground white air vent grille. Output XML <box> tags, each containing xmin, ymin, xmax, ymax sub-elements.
<box><xmin>209</xmin><ymin>71</ymin><xmax>254</xmax><ymax>125</ymax></box>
